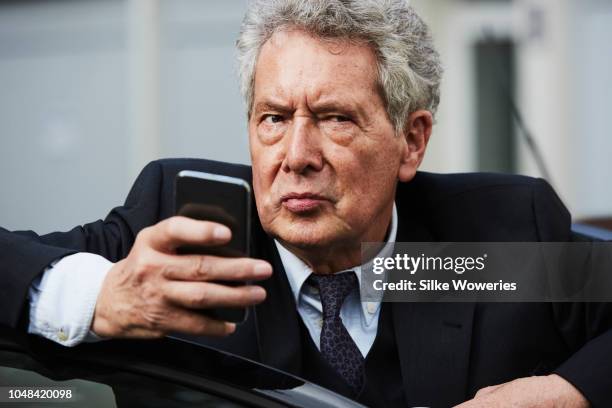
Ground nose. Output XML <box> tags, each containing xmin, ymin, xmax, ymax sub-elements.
<box><xmin>281</xmin><ymin>118</ymin><xmax>324</xmax><ymax>175</ymax></box>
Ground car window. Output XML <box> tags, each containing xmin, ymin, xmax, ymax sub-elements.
<box><xmin>0</xmin><ymin>350</ymin><xmax>249</xmax><ymax>407</ymax></box>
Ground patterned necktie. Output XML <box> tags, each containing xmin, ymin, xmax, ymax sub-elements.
<box><xmin>310</xmin><ymin>271</ymin><xmax>365</xmax><ymax>394</ymax></box>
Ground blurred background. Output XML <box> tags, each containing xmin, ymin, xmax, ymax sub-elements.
<box><xmin>0</xmin><ymin>0</ymin><xmax>610</xmax><ymax>233</ymax></box>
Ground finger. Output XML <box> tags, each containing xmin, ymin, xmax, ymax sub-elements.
<box><xmin>452</xmin><ymin>401</ymin><xmax>486</xmax><ymax>408</ymax></box>
<box><xmin>160</xmin><ymin>254</ymin><xmax>272</xmax><ymax>282</ymax></box>
<box><xmin>474</xmin><ymin>384</ymin><xmax>502</xmax><ymax>398</ymax></box>
<box><xmin>162</xmin><ymin>306</ymin><xmax>236</xmax><ymax>337</ymax></box>
<box><xmin>162</xmin><ymin>281</ymin><xmax>267</xmax><ymax>309</ymax></box>
<box><xmin>146</xmin><ymin>216</ymin><xmax>232</xmax><ymax>251</ymax></box>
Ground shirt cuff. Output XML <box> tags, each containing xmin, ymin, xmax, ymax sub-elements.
<box><xmin>28</xmin><ymin>253</ymin><xmax>113</xmax><ymax>347</ymax></box>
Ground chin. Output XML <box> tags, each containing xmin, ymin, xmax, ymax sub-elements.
<box><xmin>272</xmin><ymin>218</ymin><xmax>342</xmax><ymax>250</ymax></box>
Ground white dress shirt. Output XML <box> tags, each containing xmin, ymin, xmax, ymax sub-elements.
<box><xmin>276</xmin><ymin>204</ymin><xmax>397</xmax><ymax>357</ymax></box>
<box><xmin>28</xmin><ymin>253</ymin><xmax>112</xmax><ymax>346</ymax></box>
<box><xmin>28</xmin><ymin>205</ymin><xmax>397</xmax><ymax>351</ymax></box>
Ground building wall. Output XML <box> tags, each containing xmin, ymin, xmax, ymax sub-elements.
<box><xmin>0</xmin><ymin>0</ymin><xmax>128</xmax><ymax>233</ymax></box>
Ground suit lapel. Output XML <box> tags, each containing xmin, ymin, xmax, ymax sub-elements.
<box><xmin>392</xmin><ymin>200</ymin><xmax>476</xmax><ymax>407</ymax></box>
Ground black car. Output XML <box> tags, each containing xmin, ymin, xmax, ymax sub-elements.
<box><xmin>0</xmin><ymin>326</ymin><xmax>365</xmax><ymax>407</ymax></box>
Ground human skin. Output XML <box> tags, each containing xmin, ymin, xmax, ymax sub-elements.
<box><xmin>248</xmin><ymin>28</ymin><xmax>431</xmax><ymax>274</ymax></box>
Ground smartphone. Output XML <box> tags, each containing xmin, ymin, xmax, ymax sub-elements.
<box><xmin>174</xmin><ymin>170</ymin><xmax>251</xmax><ymax>323</ymax></box>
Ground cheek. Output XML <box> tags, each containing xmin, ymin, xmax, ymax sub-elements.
<box><xmin>250</xmin><ymin>129</ymin><xmax>271</xmax><ymax>180</ymax></box>
<box><xmin>334</xmin><ymin>143</ymin><xmax>401</xmax><ymax>207</ymax></box>
<box><xmin>252</xmin><ymin>162</ymin><xmax>273</xmax><ymax>206</ymax></box>
<box><xmin>252</xmin><ymin>148</ymin><xmax>279</xmax><ymax>187</ymax></box>
<box><xmin>252</xmin><ymin>168</ymin><xmax>276</xmax><ymax>229</ymax></box>
<box><xmin>251</xmin><ymin>146</ymin><xmax>283</xmax><ymax>218</ymax></box>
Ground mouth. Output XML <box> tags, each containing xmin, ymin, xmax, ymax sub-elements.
<box><xmin>280</xmin><ymin>192</ymin><xmax>329</xmax><ymax>214</ymax></box>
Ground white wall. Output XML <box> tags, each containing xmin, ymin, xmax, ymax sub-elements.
<box><xmin>0</xmin><ymin>0</ymin><xmax>248</xmax><ymax>233</ymax></box>
<box><xmin>0</xmin><ymin>0</ymin><xmax>128</xmax><ymax>233</ymax></box>
<box><xmin>515</xmin><ymin>0</ymin><xmax>575</xmax><ymax>210</ymax></box>
<box><xmin>572</xmin><ymin>0</ymin><xmax>612</xmax><ymax>218</ymax></box>
<box><xmin>159</xmin><ymin>0</ymin><xmax>249</xmax><ymax>166</ymax></box>
<box><xmin>414</xmin><ymin>0</ymin><xmax>515</xmax><ymax>174</ymax></box>
<box><xmin>414</xmin><ymin>0</ymin><xmax>612</xmax><ymax>219</ymax></box>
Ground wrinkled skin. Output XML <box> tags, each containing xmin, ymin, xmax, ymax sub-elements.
<box><xmin>248</xmin><ymin>29</ymin><xmax>432</xmax><ymax>273</ymax></box>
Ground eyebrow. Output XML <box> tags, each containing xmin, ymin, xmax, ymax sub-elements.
<box><xmin>252</xmin><ymin>101</ymin><xmax>293</xmax><ymax>116</ymax></box>
<box><xmin>251</xmin><ymin>92</ymin><xmax>371</xmax><ymax>125</ymax></box>
<box><xmin>253</xmin><ymin>99</ymin><xmax>365</xmax><ymax>117</ymax></box>
<box><xmin>308</xmin><ymin>100</ymin><xmax>363</xmax><ymax>118</ymax></box>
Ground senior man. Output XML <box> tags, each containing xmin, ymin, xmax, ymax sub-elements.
<box><xmin>0</xmin><ymin>1</ymin><xmax>610</xmax><ymax>407</ymax></box>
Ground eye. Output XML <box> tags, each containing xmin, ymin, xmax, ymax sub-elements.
<box><xmin>328</xmin><ymin>115</ymin><xmax>351</xmax><ymax>123</ymax></box>
<box><xmin>262</xmin><ymin>114</ymin><xmax>284</xmax><ymax>124</ymax></box>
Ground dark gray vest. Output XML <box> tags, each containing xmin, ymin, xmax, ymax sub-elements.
<box><xmin>298</xmin><ymin>302</ymin><xmax>407</xmax><ymax>407</ymax></box>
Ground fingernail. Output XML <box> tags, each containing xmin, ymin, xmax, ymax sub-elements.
<box><xmin>250</xmin><ymin>286</ymin><xmax>266</xmax><ymax>300</ymax></box>
<box><xmin>253</xmin><ymin>262</ymin><xmax>272</xmax><ymax>277</ymax></box>
<box><xmin>226</xmin><ymin>323</ymin><xmax>236</xmax><ymax>334</ymax></box>
<box><xmin>213</xmin><ymin>226</ymin><xmax>231</xmax><ymax>240</ymax></box>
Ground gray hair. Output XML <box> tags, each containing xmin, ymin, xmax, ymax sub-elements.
<box><xmin>236</xmin><ymin>0</ymin><xmax>443</xmax><ymax>133</ymax></box>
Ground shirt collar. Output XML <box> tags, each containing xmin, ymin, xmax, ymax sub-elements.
<box><xmin>275</xmin><ymin>203</ymin><xmax>398</xmax><ymax>310</ymax></box>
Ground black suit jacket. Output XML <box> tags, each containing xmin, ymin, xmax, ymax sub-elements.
<box><xmin>1</xmin><ymin>158</ymin><xmax>611</xmax><ymax>407</ymax></box>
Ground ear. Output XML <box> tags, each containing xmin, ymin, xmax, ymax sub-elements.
<box><xmin>398</xmin><ymin>110</ymin><xmax>433</xmax><ymax>182</ymax></box>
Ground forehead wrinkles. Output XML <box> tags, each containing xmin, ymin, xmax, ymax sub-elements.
<box><xmin>258</xmin><ymin>33</ymin><xmax>379</xmax><ymax>108</ymax></box>
<box><xmin>257</xmin><ymin>82</ymin><xmax>368</xmax><ymax>120</ymax></box>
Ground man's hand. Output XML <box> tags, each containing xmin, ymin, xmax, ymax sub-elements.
<box><xmin>91</xmin><ymin>216</ymin><xmax>272</xmax><ymax>339</ymax></box>
<box><xmin>454</xmin><ymin>374</ymin><xmax>589</xmax><ymax>408</ymax></box>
